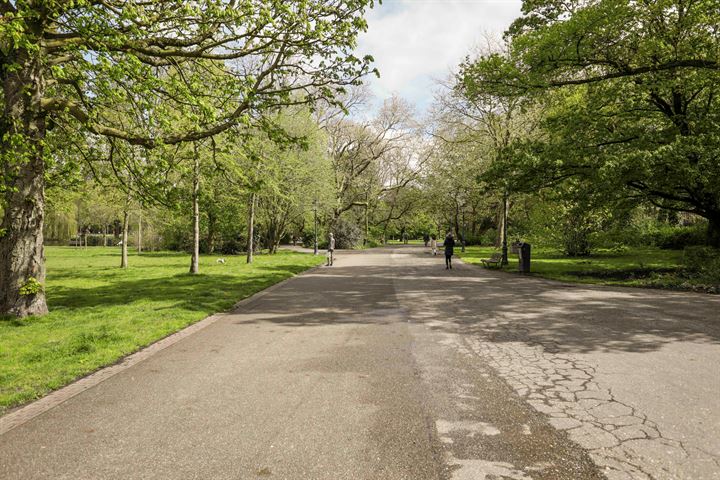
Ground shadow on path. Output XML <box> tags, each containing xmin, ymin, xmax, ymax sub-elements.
<box><xmin>232</xmin><ymin>248</ymin><xmax>720</xmax><ymax>355</ymax></box>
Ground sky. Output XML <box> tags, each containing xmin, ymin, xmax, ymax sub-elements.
<box><xmin>356</xmin><ymin>0</ymin><xmax>524</xmax><ymax>114</ymax></box>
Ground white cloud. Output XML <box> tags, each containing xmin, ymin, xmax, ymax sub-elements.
<box><xmin>356</xmin><ymin>0</ymin><xmax>523</xmax><ymax>112</ymax></box>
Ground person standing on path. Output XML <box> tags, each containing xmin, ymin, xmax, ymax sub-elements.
<box><xmin>423</xmin><ymin>233</ymin><xmax>430</xmax><ymax>247</ymax></box>
<box><xmin>430</xmin><ymin>235</ymin><xmax>438</xmax><ymax>256</ymax></box>
<box><xmin>444</xmin><ymin>232</ymin><xmax>455</xmax><ymax>269</ymax></box>
<box><xmin>327</xmin><ymin>233</ymin><xmax>336</xmax><ymax>266</ymax></box>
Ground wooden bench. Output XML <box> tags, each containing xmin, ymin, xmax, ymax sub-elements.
<box><xmin>481</xmin><ymin>252</ymin><xmax>503</xmax><ymax>268</ymax></box>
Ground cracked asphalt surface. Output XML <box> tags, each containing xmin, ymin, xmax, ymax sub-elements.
<box><xmin>1</xmin><ymin>245</ymin><xmax>719</xmax><ymax>479</ymax></box>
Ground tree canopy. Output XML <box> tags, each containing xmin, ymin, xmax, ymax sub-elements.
<box><xmin>459</xmin><ymin>0</ymin><xmax>720</xmax><ymax>246</ymax></box>
<box><xmin>1</xmin><ymin>0</ymin><xmax>378</xmax><ymax>316</ymax></box>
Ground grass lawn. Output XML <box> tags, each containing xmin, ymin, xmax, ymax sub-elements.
<box><xmin>386</xmin><ymin>239</ymin><xmax>425</xmax><ymax>245</ymax></box>
<box><xmin>456</xmin><ymin>245</ymin><xmax>715</xmax><ymax>290</ymax></box>
<box><xmin>0</xmin><ymin>247</ymin><xmax>324</xmax><ymax>414</ymax></box>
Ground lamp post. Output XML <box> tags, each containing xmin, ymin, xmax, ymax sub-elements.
<box><xmin>313</xmin><ymin>200</ymin><xmax>318</xmax><ymax>255</ymax></box>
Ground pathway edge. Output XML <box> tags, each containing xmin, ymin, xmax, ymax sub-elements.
<box><xmin>0</xmin><ymin>263</ymin><xmax>325</xmax><ymax>436</ymax></box>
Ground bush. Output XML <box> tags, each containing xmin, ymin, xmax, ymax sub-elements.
<box><xmin>217</xmin><ymin>237</ymin><xmax>245</xmax><ymax>255</ymax></box>
<box><xmin>480</xmin><ymin>228</ymin><xmax>497</xmax><ymax>246</ymax></box>
<box><xmin>652</xmin><ymin>224</ymin><xmax>706</xmax><ymax>250</ymax></box>
<box><xmin>683</xmin><ymin>246</ymin><xmax>720</xmax><ymax>277</ymax></box>
<box><xmin>301</xmin><ymin>230</ymin><xmax>326</xmax><ymax>249</ymax></box>
<box><xmin>461</xmin><ymin>233</ymin><xmax>483</xmax><ymax>246</ymax></box>
<box><xmin>331</xmin><ymin>218</ymin><xmax>363</xmax><ymax>249</ymax></box>
<box><xmin>67</xmin><ymin>234</ymin><xmax>116</xmax><ymax>247</ymax></box>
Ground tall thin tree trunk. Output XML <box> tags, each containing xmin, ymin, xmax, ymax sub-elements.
<box><xmin>103</xmin><ymin>224</ymin><xmax>107</xmax><ymax>247</ymax></box>
<box><xmin>137</xmin><ymin>212</ymin><xmax>143</xmax><ymax>254</ymax></box>
<box><xmin>207</xmin><ymin>210</ymin><xmax>216</xmax><ymax>254</ymax></box>
<box><xmin>246</xmin><ymin>192</ymin><xmax>257</xmax><ymax>264</ymax></box>
<box><xmin>121</xmin><ymin>209</ymin><xmax>129</xmax><ymax>269</ymax></box>
<box><xmin>0</xmin><ymin>45</ymin><xmax>49</xmax><ymax>316</ymax></box>
<box><xmin>76</xmin><ymin>198</ymin><xmax>82</xmax><ymax>249</ymax></box>
<box><xmin>364</xmin><ymin>191</ymin><xmax>369</xmax><ymax>245</ymax></box>
<box><xmin>501</xmin><ymin>193</ymin><xmax>509</xmax><ymax>265</ymax></box>
<box><xmin>190</xmin><ymin>147</ymin><xmax>200</xmax><ymax>274</ymax></box>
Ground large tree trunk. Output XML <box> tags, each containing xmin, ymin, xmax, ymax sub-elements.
<box><xmin>246</xmin><ymin>192</ymin><xmax>256</xmax><ymax>264</ymax></box>
<box><xmin>189</xmin><ymin>150</ymin><xmax>200</xmax><ymax>274</ymax></box>
<box><xmin>708</xmin><ymin>213</ymin><xmax>720</xmax><ymax>248</ymax></box>
<box><xmin>0</xmin><ymin>46</ymin><xmax>49</xmax><ymax>317</ymax></box>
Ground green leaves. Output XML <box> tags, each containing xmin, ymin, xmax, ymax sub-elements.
<box><xmin>19</xmin><ymin>277</ymin><xmax>43</xmax><ymax>297</ymax></box>
<box><xmin>458</xmin><ymin>0</ymin><xmax>720</xmax><ymax>243</ymax></box>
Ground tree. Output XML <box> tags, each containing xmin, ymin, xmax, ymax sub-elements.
<box><xmin>1</xmin><ymin>0</ymin><xmax>377</xmax><ymax>316</ymax></box>
<box><xmin>257</xmin><ymin>109</ymin><xmax>333</xmax><ymax>253</ymax></box>
<box><xmin>427</xmin><ymin>40</ymin><xmax>545</xmax><ymax>261</ymax></box>
<box><xmin>460</xmin><ymin>0</ymin><xmax>720</xmax><ymax>247</ymax></box>
<box><xmin>325</xmin><ymin>95</ymin><xmax>417</xmax><ymax>224</ymax></box>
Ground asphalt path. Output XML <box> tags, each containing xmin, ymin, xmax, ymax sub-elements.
<box><xmin>1</xmin><ymin>246</ymin><xmax>719</xmax><ymax>479</ymax></box>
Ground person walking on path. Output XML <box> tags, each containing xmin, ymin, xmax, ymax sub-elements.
<box><xmin>444</xmin><ymin>232</ymin><xmax>455</xmax><ymax>269</ymax></box>
<box><xmin>430</xmin><ymin>235</ymin><xmax>438</xmax><ymax>256</ymax></box>
<box><xmin>327</xmin><ymin>233</ymin><xmax>336</xmax><ymax>266</ymax></box>
<box><xmin>423</xmin><ymin>233</ymin><xmax>430</xmax><ymax>247</ymax></box>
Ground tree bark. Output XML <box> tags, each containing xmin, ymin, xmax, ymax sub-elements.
<box><xmin>246</xmin><ymin>192</ymin><xmax>257</xmax><ymax>264</ymax></box>
<box><xmin>501</xmin><ymin>194</ymin><xmax>509</xmax><ymax>265</ymax></box>
<box><xmin>137</xmin><ymin>212</ymin><xmax>142</xmax><ymax>254</ymax></box>
<box><xmin>189</xmin><ymin>149</ymin><xmax>200</xmax><ymax>274</ymax></box>
<box><xmin>708</xmin><ymin>213</ymin><xmax>720</xmax><ymax>248</ymax></box>
<box><xmin>120</xmin><ymin>209</ymin><xmax>129</xmax><ymax>269</ymax></box>
<box><xmin>0</xmin><ymin>43</ymin><xmax>49</xmax><ymax>316</ymax></box>
<box><xmin>207</xmin><ymin>210</ymin><xmax>216</xmax><ymax>254</ymax></box>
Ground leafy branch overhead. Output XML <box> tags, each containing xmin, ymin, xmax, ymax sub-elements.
<box><xmin>2</xmin><ymin>0</ymin><xmax>378</xmax><ymax>147</ymax></box>
<box><xmin>0</xmin><ymin>0</ymin><xmax>380</xmax><ymax>317</ymax></box>
<box><xmin>458</xmin><ymin>0</ymin><xmax>720</xmax><ymax>246</ymax></box>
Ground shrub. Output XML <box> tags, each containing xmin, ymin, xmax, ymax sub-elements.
<box><xmin>217</xmin><ymin>237</ymin><xmax>245</xmax><ymax>255</ymax></box>
<box><xmin>461</xmin><ymin>233</ymin><xmax>483</xmax><ymax>246</ymax></box>
<box><xmin>653</xmin><ymin>224</ymin><xmax>706</xmax><ymax>250</ymax></box>
<box><xmin>683</xmin><ymin>246</ymin><xmax>720</xmax><ymax>278</ymax></box>
<box><xmin>480</xmin><ymin>228</ymin><xmax>497</xmax><ymax>246</ymax></box>
<box><xmin>562</xmin><ymin>228</ymin><xmax>592</xmax><ymax>257</ymax></box>
<box><xmin>330</xmin><ymin>218</ymin><xmax>363</xmax><ymax>249</ymax></box>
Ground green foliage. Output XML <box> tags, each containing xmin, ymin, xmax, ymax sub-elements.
<box><xmin>331</xmin><ymin>217</ymin><xmax>363</xmax><ymax>249</ymax></box>
<box><xmin>459</xmin><ymin>0</ymin><xmax>720</xmax><ymax>246</ymax></box>
<box><xmin>18</xmin><ymin>277</ymin><xmax>43</xmax><ymax>296</ymax></box>
<box><xmin>480</xmin><ymin>228</ymin><xmax>498</xmax><ymax>247</ymax></box>
<box><xmin>648</xmin><ymin>224</ymin><xmax>708</xmax><ymax>250</ymax></box>
<box><xmin>683</xmin><ymin>246</ymin><xmax>720</xmax><ymax>280</ymax></box>
<box><xmin>1</xmin><ymin>0</ymin><xmax>379</xmax><ymax>316</ymax></box>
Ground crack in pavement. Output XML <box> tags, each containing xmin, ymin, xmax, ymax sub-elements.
<box><xmin>390</xmin><ymin>250</ymin><xmax>720</xmax><ymax>480</ymax></box>
<box><xmin>459</xmin><ymin>316</ymin><xmax>720</xmax><ymax>480</ymax></box>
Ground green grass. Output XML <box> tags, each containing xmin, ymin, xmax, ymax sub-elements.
<box><xmin>0</xmin><ymin>247</ymin><xmax>324</xmax><ymax>414</ymax></box>
<box><xmin>457</xmin><ymin>245</ymin><xmax>705</xmax><ymax>289</ymax></box>
<box><xmin>386</xmin><ymin>239</ymin><xmax>425</xmax><ymax>245</ymax></box>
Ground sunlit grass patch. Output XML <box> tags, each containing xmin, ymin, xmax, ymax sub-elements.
<box><xmin>0</xmin><ymin>247</ymin><xmax>323</xmax><ymax>414</ymax></box>
<box><xmin>458</xmin><ymin>245</ymin><xmax>719</xmax><ymax>292</ymax></box>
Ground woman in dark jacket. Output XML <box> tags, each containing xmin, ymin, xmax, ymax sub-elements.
<box><xmin>444</xmin><ymin>232</ymin><xmax>455</xmax><ymax>269</ymax></box>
